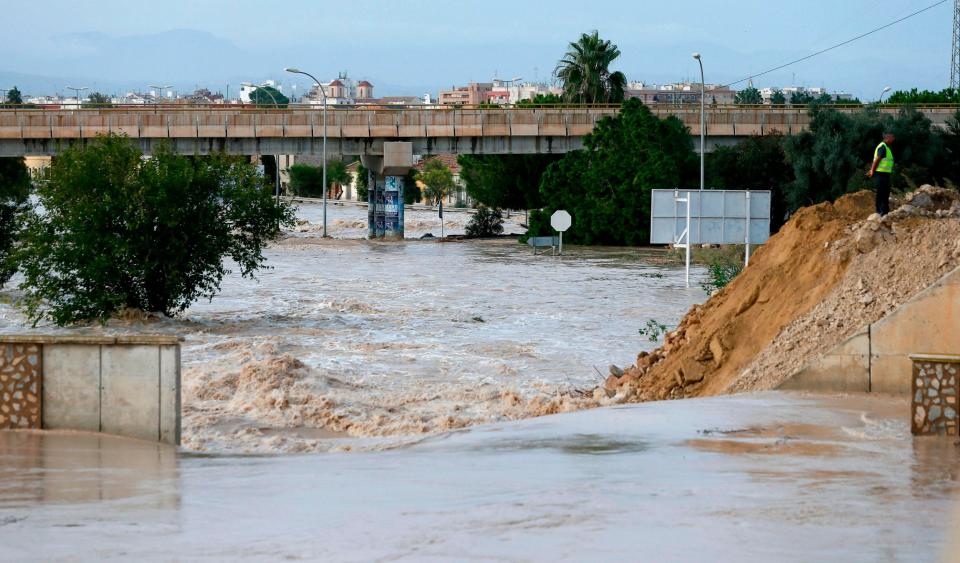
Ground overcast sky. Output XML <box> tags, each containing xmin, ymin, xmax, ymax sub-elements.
<box><xmin>1</xmin><ymin>0</ymin><xmax>952</xmax><ymax>99</ymax></box>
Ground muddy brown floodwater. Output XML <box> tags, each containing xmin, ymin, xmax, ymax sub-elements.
<box><xmin>0</xmin><ymin>202</ymin><xmax>705</xmax><ymax>452</ymax></box>
<box><xmin>0</xmin><ymin>393</ymin><xmax>958</xmax><ymax>561</ymax></box>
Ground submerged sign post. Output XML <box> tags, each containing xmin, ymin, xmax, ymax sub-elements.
<box><xmin>551</xmin><ymin>210</ymin><xmax>572</xmax><ymax>255</ymax></box>
<box><xmin>650</xmin><ymin>190</ymin><xmax>772</xmax><ymax>287</ymax></box>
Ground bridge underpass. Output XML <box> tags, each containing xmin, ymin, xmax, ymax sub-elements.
<box><xmin>4</xmin><ymin>104</ymin><xmax>956</xmax><ymax>238</ymax></box>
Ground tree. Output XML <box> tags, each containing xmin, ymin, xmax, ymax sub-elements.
<box><xmin>784</xmin><ymin>107</ymin><xmax>943</xmax><ymax>211</ymax></box>
<box><xmin>356</xmin><ymin>163</ymin><xmax>369</xmax><ymax>201</ymax></box>
<box><xmin>789</xmin><ymin>91</ymin><xmax>814</xmax><ymax>106</ymax></box>
<box><xmin>465</xmin><ymin>206</ymin><xmax>505</xmax><ymax>237</ymax></box>
<box><xmin>5</xmin><ymin>87</ymin><xmax>22</xmax><ymax>105</ymax></box>
<box><xmin>735</xmin><ymin>87</ymin><xmax>762</xmax><ymax>105</ymax></box>
<box><xmin>813</xmin><ymin>93</ymin><xmax>834</xmax><ymax>106</ymax></box>
<box><xmin>887</xmin><ymin>88</ymin><xmax>960</xmax><ymax>105</ymax></box>
<box><xmin>82</xmin><ymin>92</ymin><xmax>112</xmax><ymax>108</ymax></box>
<box><xmin>516</xmin><ymin>93</ymin><xmax>564</xmax><ymax>106</ymax></box>
<box><xmin>458</xmin><ymin>154</ymin><xmax>557</xmax><ymax>210</ymax></box>
<box><xmin>250</xmin><ymin>86</ymin><xmax>289</xmax><ymax>107</ymax></box>
<box><xmin>555</xmin><ymin>31</ymin><xmax>627</xmax><ymax>104</ymax></box>
<box><xmin>706</xmin><ymin>134</ymin><xmax>793</xmax><ymax>231</ymax></box>
<box><xmin>417</xmin><ymin>159</ymin><xmax>455</xmax><ymax>204</ymax></box>
<box><xmin>288</xmin><ymin>161</ymin><xmax>348</xmax><ymax>198</ymax></box>
<box><xmin>938</xmin><ymin>110</ymin><xmax>960</xmax><ymax>184</ymax></box>
<box><xmin>288</xmin><ymin>164</ymin><xmax>323</xmax><ymax>197</ymax></box>
<box><xmin>770</xmin><ymin>90</ymin><xmax>786</xmax><ymax>105</ymax></box>
<box><xmin>14</xmin><ymin>134</ymin><xmax>294</xmax><ymax>325</ymax></box>
<box><xmin>529</xmin><ymin>98</ymin><xmax>697</xmax><ymax>246</ymax></box>
<box><xmin>402</xmin><ymin>169</ymin><xmax>420</xmax><ymax>205</ymax></box>
<box><xmin>0</xmin><ymin>158</ymin><xmax>31</xmax><ymax>286</ymax></box>
<box><xmin>325</xmin><ymin>160</ymin><xmax>350</xmax><ymax>199</ymax></box>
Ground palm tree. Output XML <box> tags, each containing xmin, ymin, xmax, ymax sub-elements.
<box><xmin>555</xmin><ymin>31</ymin><xmax>627</xmax><ymax>104</ymax></box>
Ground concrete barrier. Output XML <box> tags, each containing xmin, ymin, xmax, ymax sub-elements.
<box><xmin>0</xmin><ymin>335</ymin><xmax>181</xmax><ymax>444</ymax></box>
<box><xmin>779</xmin><ymin>266</ymin><xmax>960</xmax><ymax>395</ymax></box>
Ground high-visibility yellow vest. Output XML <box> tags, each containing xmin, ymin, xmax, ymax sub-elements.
<box><xmin>875</xmin><ymin>142</ymin><xmax>894</xmax><ymax>174</ymax></box>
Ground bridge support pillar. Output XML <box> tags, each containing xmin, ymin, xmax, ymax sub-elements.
<box><xmin>362</xmin><ymin>143</ymin><xmax>413</xmax><ymax>240</ymax></box>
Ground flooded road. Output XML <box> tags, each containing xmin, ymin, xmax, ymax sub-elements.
<box><xmin>0</xmin><ymin>202</ymin><xmax>704</xmax><ymax>452</ymax></box>
<box><xmin>0</xmin><ymin>393</ymin><xmax>957</xmax><ymax>561</ymax></box>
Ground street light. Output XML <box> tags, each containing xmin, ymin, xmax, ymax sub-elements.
<box><xmin>149</xmin><ymin>84</ymin><xmax>172</xmax><ymax>107</ymax></box>
<box><xmin>879</xmin><ymin>86</ymin><xmax>892</xmax><ymax>103</ymax></box>
<box><xmin>691</xmin><ymin>53</ymin><xmax>705</xmax><ymax>192</ymax></box>
<box><xmin>242</xmin><ymin>82</ymin><xmax>283</xmax><ymax>208</ymax></box>
<box><xmin>65</xmin><ymin>85</ymin><xmax>88</xmax><ymax>109</ymax></box>
<box><xmin>285</xmin><ymin>67</ymin><xmax>329</xmax><ymax>237</ymax></box>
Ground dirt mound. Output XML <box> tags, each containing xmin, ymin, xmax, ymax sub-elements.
<box><xmin>607</xmin><ymin>186</ymin><xmax>960</xmax><ymax>400</ymax></box>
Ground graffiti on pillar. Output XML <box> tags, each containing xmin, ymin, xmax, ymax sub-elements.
<box><xmin>368</xmin><ymin>169</ymin><xmax>377</xmax><ymax>239</ymax></box>
<box><xmin>368</xmin><ymin>174</ymin><xmax>405</xmax><ymax>239</ymax></box>
<box><xmin>384</xmin><ymin>176</ymin><xmax>404</xmax><ymax>237</ymax></box>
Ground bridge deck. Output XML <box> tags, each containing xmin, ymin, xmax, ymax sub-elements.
<box><xmin>0</xmin><ymin>105</ymin><xmax>955</xmax><ymax>156</ymax></box>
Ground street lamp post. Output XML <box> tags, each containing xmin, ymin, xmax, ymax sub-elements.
<box><xmin>692</xmin><ymin>54</ymin><xmax>705</xmax><ymax>192</ymax></box>
<box><xmin>879</xmin><ymin>86</ymin><xmax>892</xmax><ymax>103</ymax></box>
<box><xmin>285</xmin><ymin>67</ymin><xmax>328</xmax><ymax>237</ymax></box>
<box><xmin>242</xmin><ymin>82</ymin><xmax>283</xmax><ymax>208</ymax></box>
<box><xmin>65</xmin><ymin>85</ymin><xmax>88</xmax><ymax>109</ymax></box>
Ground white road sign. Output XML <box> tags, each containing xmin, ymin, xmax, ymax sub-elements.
<box><xmin>551</xmin><ymin>210</ymin><xmax>572</xmax><ymax>232</ymax></box>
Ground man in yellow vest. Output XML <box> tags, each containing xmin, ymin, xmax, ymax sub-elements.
<box><xmin>867</xmin><ymin>132</ymin><xmax>895</xmax><ymax>215</ymax></box>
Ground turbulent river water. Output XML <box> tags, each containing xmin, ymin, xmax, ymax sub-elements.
<box><xmin>0</xmin><ymin>201</ymin><xmax>705</xmax><ymax>453</ymax></box>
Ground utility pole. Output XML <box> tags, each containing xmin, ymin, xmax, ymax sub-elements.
<box><xmin>952</xmin><ymin>0</ymin><xmax>960</xmax><ymax>89</ymax></box>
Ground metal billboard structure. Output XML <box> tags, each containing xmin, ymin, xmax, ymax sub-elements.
<box><xmin>651</xmin><ymin>189</ymin><xmax>772</xmax><ymax>287</ymax></box>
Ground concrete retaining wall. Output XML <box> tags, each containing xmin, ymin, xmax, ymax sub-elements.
<box><xmin>779</xmin><ymin>266</ymin><xmax>960</xmax><ymax>395</ymax></box>
<box><xmin>0</xmin><ymin>335</ymin><xmax>181</xmax><ymax>444</ymax></box>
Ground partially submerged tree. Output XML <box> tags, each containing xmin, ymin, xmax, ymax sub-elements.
<box><xmin>465</xmin><ymin>206</ymin><xmax>505</xmax><ymax>238</ymax></box>
<box><xmin>417</xmin><ymin>159</ymin><xmax>455</xmax><ymax>204</ymax></box>
<box><xmin>0</xmin><ymin>157</ymin><xmax>31</xmax><ymax>286</ymax></box>
<box><xmin>555</xmin><ymin>31</ymin><xmax>627</xmax><ymax>104</ymax></box>
<box><xmin>288</xmin><ymin>161</ymin><xmax>348</xmax><ymax>198</ymax></box>
<box><xmin>15</xmin><ymin>134</ymin><xmax>294</xmax><ymax>325</ymax></box>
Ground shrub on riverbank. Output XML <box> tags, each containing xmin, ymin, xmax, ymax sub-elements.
<box><xmin>465</xmin><ymin>206</ymin><xmax>504</xmax><ymax>238</ymax></box>
<box><xmin>14</xmin><ymin>134</ymin><xmax>295</xmax><ymax>325</ymax></box>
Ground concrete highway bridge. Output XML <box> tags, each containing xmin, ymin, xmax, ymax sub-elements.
<box><xmin>2</xmin><ymin>104</ymin><xmax>958</xmax><ymax>158</ymax></box>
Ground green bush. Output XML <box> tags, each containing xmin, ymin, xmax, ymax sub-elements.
<box><xmin>698</xmin><ymin>247</ymin><xmax>744</xmax><ymax>293</ymax></box>
<box><xmin>0</xmin><ymin>157</ymin><xmax>31</xmax><ymax>286</ymax></box>
<box><xmin>465</xmin><ymin>206</ymin><xmax>504</xmax><ymax>238</ymax></box>
<box><xmin>14</xmin><ymin>134</ymin><xmax>294</xmax><ymax>325</ymax></box>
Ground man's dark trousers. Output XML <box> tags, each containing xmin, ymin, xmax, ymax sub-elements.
<box><xmin>874</xmin><ymin>172</ymin><xmax>891</xmax><ymax>215</ymax></box>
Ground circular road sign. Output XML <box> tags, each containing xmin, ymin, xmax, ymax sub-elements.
<box><xmin>551</xmin><ymin>210</ymin><xmax>572</xmax><ymax>232</ymax></box>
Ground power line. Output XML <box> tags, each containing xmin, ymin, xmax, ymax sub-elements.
<box><xmin>712</xmin><ymin>0</ymin><xmax>949</xmax><ymax>92</ymax></box>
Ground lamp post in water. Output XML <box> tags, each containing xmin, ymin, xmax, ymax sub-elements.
<box><xmin>242</xmin><ymin>82</ymin><xmax>282</xmax><ymax>208</ymax></box>
<box><xmin>285</xmin><ymin>67</ymin><xmax>328</xmax><ymax>237</ymax></box>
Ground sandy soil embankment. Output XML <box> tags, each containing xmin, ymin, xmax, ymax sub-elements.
<box><xmin>606</xmin><ymin>186</ymin><xmax>960</xmax><ymax>400</ymax></box>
